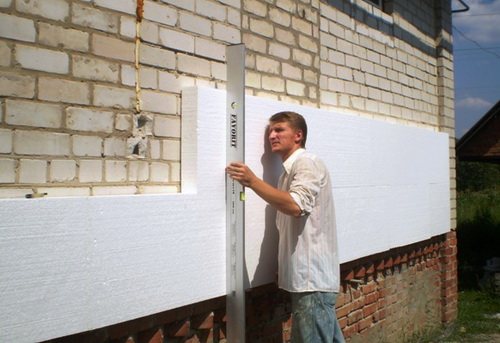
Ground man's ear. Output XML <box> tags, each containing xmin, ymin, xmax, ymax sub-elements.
<box><xmin>294</xmin><ymin>130</ymin><xmax>303</xmax><ymax>145</ymax></box>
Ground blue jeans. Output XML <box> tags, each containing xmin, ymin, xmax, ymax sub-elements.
<box><xmin>290</xmin><ymin>291</ymin><xmax>345</xmax><ymax>343</ymax></box>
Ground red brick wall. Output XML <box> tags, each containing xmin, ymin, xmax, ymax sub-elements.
<box><xmin>45</xmin><ymin>232</ymin><xmax>457</xmax><ymax>343</ymax></box>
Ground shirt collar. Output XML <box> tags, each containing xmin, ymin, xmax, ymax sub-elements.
<box><xmin>282</xmin><ymin>148</ymin><xmax>305</xmax><ymax>174</ymax></box>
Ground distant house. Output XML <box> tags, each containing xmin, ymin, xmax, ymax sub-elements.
<box><xmin>457</xmin><ymin>101</ymin><xmax>500</xmax><ymax>163</ymax></box>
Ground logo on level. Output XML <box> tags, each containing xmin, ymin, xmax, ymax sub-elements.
<box><xmin>230</xmin><ymin>113</ymin><xmax>237</xmax><ymax>148</ymax></box>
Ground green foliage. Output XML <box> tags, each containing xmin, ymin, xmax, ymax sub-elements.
<box><xmin>457</xmin><ymin>161</ymin><xmax>500</xmax><ymax>192</ymax></box>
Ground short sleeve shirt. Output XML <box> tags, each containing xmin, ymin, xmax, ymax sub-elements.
<box><xmin>276</xmin><ymin>148</ymin><xmax>340</xmax><ymax>293</ymax></box>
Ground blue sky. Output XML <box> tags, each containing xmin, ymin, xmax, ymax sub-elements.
<box><xmin>452</xmin><ymin>0</ymin><xmax>500</xmax><ymax>137</ymax></box>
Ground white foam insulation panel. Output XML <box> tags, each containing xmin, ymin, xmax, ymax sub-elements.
<box><xmin>0</xmin><ymin>87</ymin><xmax>450</xmax><ymax>342</ymax></box>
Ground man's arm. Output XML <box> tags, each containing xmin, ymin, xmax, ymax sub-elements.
<box><xmin>226</xmin><ymin>162</ymin><xmax>302</xmax><ymax>217</ymax></box>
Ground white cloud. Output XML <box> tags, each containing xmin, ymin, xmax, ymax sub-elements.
<box><xmin>456</xmin><ymin>96</ymin><xmax>492</xmax><ymax>109</ymax></box>
<box><xmin>454</xmin><ymin>0</ymin><xmax>500</xmax><ymax>44</ymax></box>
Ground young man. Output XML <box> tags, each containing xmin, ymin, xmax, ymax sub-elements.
<box><xmin>226</xmin><ymin>111</ymin><xmax>345</xmax><ymax>343</ymax></box>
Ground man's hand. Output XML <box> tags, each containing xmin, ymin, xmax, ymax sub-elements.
<box><xmin>226</xmin><ymin>162</ymin><xmax>257</xmax><ymax>187</ymax></box>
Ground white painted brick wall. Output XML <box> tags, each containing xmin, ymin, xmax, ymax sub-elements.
<box><xmin>79</xmin><ymin>160</ymin><xmax>103</xmax><ymax>183</ymax></box>
<box><xmin>6</xmin><ymin>99</ymin><xmax>62</xmax><ymax>128</ymax></box>
<box><xmin>105</xmin><ymin>160</ymin><xmax>127</xmax><ymax>182</ymax></box>
<box><xmin>50</xmin><ymin>160</ymin><xmax>76</xmax><ymax>182</ymax></box>
<box><xmin>19</xmin><ymin>159</ymin><xmax>47</xmax><ymax>184</ymax></box>
<box><xmin>14</xmin><ymin>130</ymin><xmax>70</xmax><ymax>156</ymax></box>
<box><xmin>66</xmin><ymin>107</ymin><xmax>114</xmax><ymax>133</ymax></box>
<box><xmin>16</xmin><ymin>0</ymin><xmax>69</xmax><ymax>21</ymax></box>
<box><xmin>15</xmin><ymin>45</ymin><xmax>69</xmax><ymax>74</ymax></box>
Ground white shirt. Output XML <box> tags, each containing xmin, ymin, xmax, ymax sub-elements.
<box><xmin>276</xmin><ymin>148</ymin><xmax>340</xmax><ymax>293</ymax></box>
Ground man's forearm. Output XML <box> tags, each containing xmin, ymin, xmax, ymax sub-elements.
<box><xmin>249</xmin><ymin>178</ymin><xmax>301</xmax><ymax>217</ymax></box>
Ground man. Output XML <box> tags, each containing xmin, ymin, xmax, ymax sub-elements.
<box><xmin>226</xmin><ymin>111</ymin><xmax>344</xmax><ymax>343</ymax></box>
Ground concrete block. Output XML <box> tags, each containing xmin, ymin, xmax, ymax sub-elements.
<box><xmin>179</xmin><ymin>12</ymin><xmax>211</xmax><ymax>36</ymax></box>
<box><xmin>72</xmin><ymin>135</ymin><xmax>102</xmax><ymax>157</ymax></box>
<box><xmin>150</xmin><ymin>162</ymin><xmax>169</xmax><ymax>182</ymax></box>
<box><xmin>19</xmin><ymin>159</ymin><xmax>47</xmax><ymax>184</ymax></box>
<box><xmin>93</xmin><ymin>85</ymin><xmax>135</xmax><ymax>109</ymax></box>
<box><xmin>94</xmin><ymin>0</ymin><xmax>135</xmax><ymax>14</ymax></box>
<box><xmin>103</xmin><ymin>137</ymin><xmax>127</xmax><ymax>157</ymax></box>
<box><xmin>14</xmin><ymin>130</ymin><xmax>70</xmax><ymax>156</ymax></box>
<box><xmin>15</xmin><ymin>44</ymin><xmax>68</xmax><ymax>74</ymax></box>
<box><xmin>39</xmin><ymin>22</ymin><xmax>89</xmax><ymax>52</ymax></box>
<box><xmin>38</xmin><ymin>77</ymin><xmax>90</xmax><ymax>105</ymax></box>
<box><xmin>50</xmin><ymin>160</ymin><xmax>76</xmax><ymax>182</ymax></box>
<box><xmin>92</xmin><ymin>34</ymin><xmax>134</xmax><ymax>62</ymax></box>
<box><xmin>143</xmin><ymin>1</ymin><xmax>177</xmax><ymax>26</ymax></box>
<box><xmin>72</xmin><ymin>3</ymin><xmax>119</xmax><ymax>33</ymax></box>
<box><xmin>5</xmin><ymin>99</ymin><xmax>62</xmax><ymax>128</ymax></box>
<box><xmin>66</xmin><ymin>107</ymin><xmax>114</xmax><ymax>133</ymax></box>
<box><xmin>105</xmin><ymin>160</ymin><xmax>127</xmax><ymax>182</ymax></box>
<box><xmin>72</xmin><ymin>55</ymin><xmax>119</xmax><ymax>82</ymax></box>
<box><xmin>0</xmin><ymin>158</ymin><xmax>15</xmax><ymax>183</ymax></box>
<box><xmin>79</xmin><ymin>160</ymin><xmax>102</xmax><ymax>182</ymax></box>
<box><xmin>16</xmin><ymin>0</ymin><xmax>69</xmax><ymax>21</ymax></box>
<box><xmin>0</xmin><ymin>71</ymin><xmax>35</xmax><ymax>98</ymax></box>
<box><xmin>153</xmin><ymin>115</ymin><xmax>180</xmax><ymax>138</ymax></box>
<box><xmin>159</xmin><ymin>27</ymin><xmax>194</xmax><ymax>53</ymax></box>
<box><xmin>141</xmin><ymin>90</ymin><xmax>177</xmax><ymax>114</ymax></box>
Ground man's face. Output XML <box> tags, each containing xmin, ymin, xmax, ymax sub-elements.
<box><xmin>268</xmin><ymin>121</ymin><xmax>302</xmax><ymax>160</ymax></box>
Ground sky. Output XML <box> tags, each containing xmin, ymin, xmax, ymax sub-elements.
<box><xmin>452</xmin><ymin>0</ymin><xmax>500</xmax><ymax>138</ymax></box>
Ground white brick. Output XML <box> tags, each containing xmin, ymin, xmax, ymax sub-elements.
<box><xmin>115</xmin><ymin>113</ymin><xmax>132</xmax><ymax>131</ymax></box>
<box><xmin>178</xmin><ymin>53</ymin><xmax>211</xmax><ymax>77</ymax></box>
<box><xmin>121</xmin><ymin>64</ymin><xmax>135</xmax><ymax>86</ymax></box>
<box><xmin>143</xmin><ymin>1</ymin><xmax>177</xmax><ymax>25</ymax></box>
<box><xmin>0</xmin><ymin>0</ymin><xmax>12</xmax><ymax>7</ymax></box>
<box><xmin>150</xmin><ymin>162</ymin><xmax>169</xmax><ymax>182</ymax></box>
<box><xmin>269</xmin><ymin>7</ymin><xmax>290</xmax><ymax>26</ymax></box>
<box><xmin>6</xmin><ymin>99</ymin><xmax>62</xmax><ymax>128</ymax></box>
<box><xmin>66</xmin><ymin>107</ymin><xmax>114</xmax><ymax>133</ymax></box>
<box><xmin>162</xmin><ymin>139</ymin><xmax>180</xmax><ymax>160</ymax></box>
<box><xmin>0</xmin><ymin>158</ymin><xmax>16</xmax><ymax>183</ymax></box>
<box><xmin>256</xmin><ymin>56</ymin><xmax>280</xmax><ymax>74</ymax></box>
<box><xmin>0</xmin><ymin>14</ymin><xmax>35</xmax><ymax>42</ymax></box>
<box><xmin>129</xmin><ymin>160</ymin><xmax>149</xmax><ymax>181</ymax></box>
<box><xmin>299</xmin><ymin>34</ymin><xmax>317</xmax><ymax>53</ymax></box>
<box><xmin>158</xmin><ymin>72</ymin><xmax>195</xmax><ymax>93</ymax></box>
<box><xmin>197</xmin><ymin>0</ymin><xmax>226</xmax><ymax>20</ymax></box>
<box><xmin>243</xmin><ymin>33</ymin><xmax>267</xmax><ymax>53</ymax></box>
<box><xmin>15</xmin><ymin>44</ymin><xmax>69</xmax><ymax>74</ymax></box>
<box><xmin>149</xmin><ymin>139</ymin><xmax>161</xmax><ymax>159</ymax></box>
<box><xmin>0</xmin><ymin>188</ymin><xmax>30</xmax><ymax>198</ymax></box>
<box><xmin>0</xmin><ymin>40</ymin><xmax>11</xmax><ymax>67</ymax></box>
<box><xmin>154</xmin><ymin>115</ymin><xmax>180</xmax><ymax>137</ymax></box>
<box><xmin>159</xmin><ymin>27</ymin><xmax>194</xmax><ymax>53</ymax></box>
<box><xmin>262</xmin><ymin>75</ymin><xmax>285</xmax><ymax>92</ymax></box>
<box><xmin>0</xmin><ymin>71</ymin><xmax>35</xmax><ymax>98</ymax></box>
<box><xmin>105</xmin><ymin>160</ymin><xmax>127</xmax><ymax>181</ymax></box>
<box><xmin>72</xmin><ymin>3</ymin><xmax>119</xmax><ymax>33</ymax></box>
<box><xmin>213</xmin><ymin>23</ymin><xmax>240</xmax><ymax>44</ymax></box>
<box><xmin>38</xmin><ymin>77</ymin><xmax>90</xmax><ymax>105</ymax></box>
<box><xmin>139</xmin><ymin>67</ymin><xmax>158</xmax><ymax>89</ymax></box>
<box><xmin>104</xmin><ymin>137</ymin><xmax>127</xmax><ymax>156</ymax></box>
<box><xmin>141</xmin><ymin>20</ymin><xmax>159</xmax><ymax>44</ymax></box>
<box><xmin>276</xmin><ymin>27</ymin><xmax>295</xmax><ymax>45</ymax></box>
<box><xmin>179</xmin><ymin>12</ymin><xmax>211</xmax><ymax>36</ymax></box>
<box><xmin>244</xmin><ymin>0</ymin><xmax>267</xmax><ymax>16</ymax></box>
<box><xmin>72</xmin><ymin>55</ymin><xmax>119</xmax><ymax>82</ymax></box>
<box><xmin>161</xmin><ymin>0</ymin><xmax>194</xmax><ymax>11</ymax></box>
<box><xmin>38</xmin><ymin>187</ymin><xmax>90</xmax><ymax>197</ymax></box>
<box><xmin>170</xmin><ymin>162</ymin><xmax>180</xmax><ymax>182</ymax></box>
<box><xmin>336</xmin><ymin>65</ymin><xmax>353</xmax><ymax>81</ymax></box>
<box><xmin>39</xmin><ymin>22</ymin><xmax>89</xmax><ymax>52</ymax></box>
<box><xmin>139</xmin><ymin>185</ymin><xmax>177</xmax><ymax>194</ymax></box>
<box><xmin>93</xmin><ymin>85</ymin><xmax>135</xmax><ymax>109</ymax></box>
<box><xmin>79</xmin><ymin>160</ymin><xmax>102</xmax><ymax>182</ymax></box>
<box><xmin>72</xmin><ymin>135</ymin><xmax>102</xmax><ymax>157</ymax></box>
<box><xmin>93</xmin><ymin>186</ymin><xmax>136</xmax><ymax>196</ymax></box>
<box><xmin>94</xmin><ymin>0</ymin><xmax>135</xmax><ymax>14</ymax></box>
<box><xmin>269</xmin><ymin>42</ymin><xmax>290</xmax><ymax>60</ymax></box>
<box><xmin>0</xmin><ymin>129</ymin><xmax>12</xmax><ymax>153</ymax></box>
<box><xmin>228</xmin><ymin>8</ymin><xmax>241</xmax><ymax>27</ymax></box>
<box><xmin>19</xmin><ymin>159</ymin><xmax>47</xmax><ymax>183</ymax></box>
<box><xmin>141</xmin><ymin>90</ymin><xmax>176</xmax><ymax>114</ymax></box>
<box><xmin>250</xmin><ymin>17</ymin><xmax>273</xmax><ymax>38</ymax></box>
<box><xmin>292</xmin><ymin>49</ymin><xmax>312</xmax><ymax>67</ymax></box>
<box><xmin>211</xmin><ymin>61</ymin><xmax>227</xmax><ymax>81</ymax></box>
<box><xmin>218</xmin><ymin>0</ymin><xmax>240</xmax><ymax>8</ymax></box>
<box><xmin>195</xmin><ymin>37</ymin><xmax>226</xmax><ymax>61</ymax></box>
<box><xmin>140</xmin><ymin>44</ymin><xmax>176</xmax><ymax>69</ymax></box>
<box><xmin>16</xmin><ymin>0</ymin><xmax>69</xmax><ymax>21</ymax></box>
<box><xmin>92</xmin><ymin>34</ymin><xmax>135</xmax><ymax>62</ymax></box>
<box><xmin>50</xmin><ymin>160</ymin><xmax>76</xmax><ymax>182</ymax></box>
<box><xmin>286</xmin><ymin>80</ymin><xmax>305</xmax><ymax>96</ymax></box>
<box><xmin>14</xmin><ymin>130</ymin><xmax>70</xmax><ymax>155</ymax></box>
<box><xmin>282</xmin><ymin>63</ymin><xmax>301</xmax><ymax>80</ymax></box>
<box><xmin>120</xmin><ymin>16</ymin><xmax>136</xmax><ymax>38</ymax></box>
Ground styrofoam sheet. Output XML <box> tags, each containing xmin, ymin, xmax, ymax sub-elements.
<box><xmin>0</xmin><ymin>87</ymin><xmax>450</xmax><ymax>342</ymax></box>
